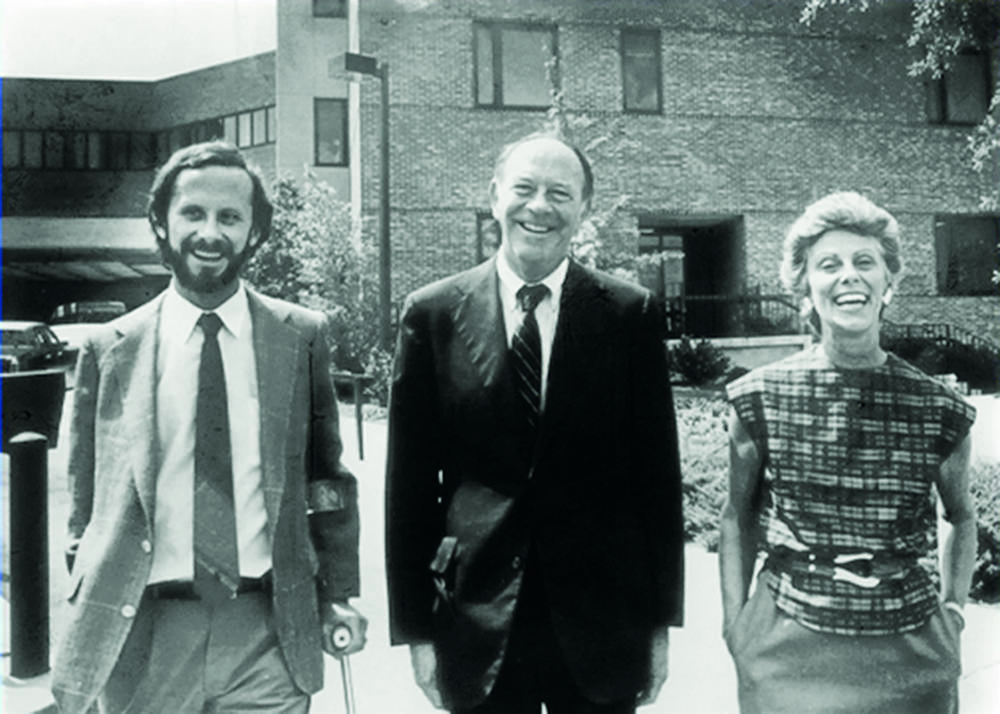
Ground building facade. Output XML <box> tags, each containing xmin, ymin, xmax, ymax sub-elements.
<box><xmin>3</xmin><ymin>0</ymin><xmax>998</xmax><ymax>345</ymax></box>
<box><xmin>354</xmin><ymin>0</ymin><xmax>1000</xmax><ymax>342</ymax></box>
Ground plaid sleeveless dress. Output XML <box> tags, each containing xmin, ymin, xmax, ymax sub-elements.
<box><xmin>727</xmin><ymin>345</ymin><xmax>976</xmax><ymax>636</ymax></box>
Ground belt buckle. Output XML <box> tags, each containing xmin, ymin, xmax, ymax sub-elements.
<box><xmin>833</xmin><ymin>552</ymin><xmax>880</xmax><ymax>588</ymax></box>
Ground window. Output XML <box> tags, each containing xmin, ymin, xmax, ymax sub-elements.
<box><xmin>237</xmin><ymin>114</ymin><xmax>253</xmax><ymax>148</ymax></box>
<box><xmin>266</xmin><ymin>107</ymin><xmax>277</xmax><ymax>144</ymax></box>
<box><xmin>22</xmin><ymin>131</ymin><xmax>43</xmax><ymax>168</ymax></box>
<box><xmin>130</xmin><ymin>133</ymin><xmax>156</xmax><ymax>170</ymax></box>
<box><xmin>474</xmin><ymin>22</ymin><xmax>557</xmax><ymax>108</ymax></box>
<box><xmin>88</xmin><ymin>132</ymin><xmax>107</xmax><ymax>169</ymax></box>
<box><xmin>313</xmin><ymin>0</ymin><xmax>345</xmax><ymax>18</ymax></box>
<box><xmin>926</xmin><ymin>52</ymin><xmax>992</xmax><ymax>125</ymax></box>
<box><xmin>621</xmin><ymin>29</ymin><xmax>662</xmax><ymax>113</ymax></box>
<box><xmin>68</xmin><ymin>132</ymin><xmax>88</xmax><ymax>169</ymax></box>
<box><xmin>314</xmin><ymin>98</ymin><xmax>348</xmax><ymax>166</ymax></box>
<box><xmin>638</xmin><ymin>229</ymin><xmax>684</xmax><ymax>298</ymax></box>
<box><xmin>155</xmin><ymin>133</ymin><xmax>170</xmax><ymax>165</ymax></box>
<box><xmin>934</xmin><ymin>215</ymin><xmax>1000</xmax><ymax>295</ymax></box>
<box><xmin>2</xmin><ymin>131</ymin><xmax>21</xmax><ymax>168</ymax></box>
<box><xmin>252</xmin><ymin>109</ymin><xmax>267</xmax><ymax>146</ymax></box>
<box><xmin>44</xmin><ymin>132</ymin><xmax>66</xmax><ymax>168</ymax></box>
<box><xmin>476</xmin><ymin>212</ymin><xmax>502</xmax><ymax>263</ymax></box>
<box><xmin>223</xmin><ymin>116</ymin><xmax>238</xmax><ymax>145</ymax></box>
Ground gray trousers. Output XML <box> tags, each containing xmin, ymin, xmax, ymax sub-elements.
<box><xmin>100</xmin><ymin>590</ymin><xmax>309</xmax><ymax>714</ymax></box>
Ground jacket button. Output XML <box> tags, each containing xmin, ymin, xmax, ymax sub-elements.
<box><xmin>511</xmin><ymin>557</ymin><xmax>521</xmax><ymax>570</ymax></box>
<box><xmin>121</xmin><ymin>605</ymin><xmax>136</xmax><ymax>618</ymax></box>
<box><xmin>141</xmin><ymin>540</ymin><xmax>152</xmax><ymax>553</ymax></box>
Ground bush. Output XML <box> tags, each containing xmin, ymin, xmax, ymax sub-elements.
<box><xmin>668</xmin><ymin>337</ymin><xmax>731</xmax><ymax>386</ymax></box>
<box><xmin>969</xmin><ymin>460</ymin><xmax>1000</xmax><ymax>602</ymax></box>
<box><xmin>676</xmin><ymin>395</ymin><xmax>730</xmax><ymax>551</ymax></box>
<box><xmin>244</xmin><ymin>173</ymin><xmax>384</xmax><ymax>392</ymax></box>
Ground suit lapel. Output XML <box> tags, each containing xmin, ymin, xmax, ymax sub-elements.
<box><xmin>537</xmin><ymin>261</ymin><xmax>606</xmax><ymax>451</ymax></box>
<box><xmin>454</xmin><ymin>259</ymin><xmax>508</xmax><ymax>390</ymax></box>
<box><xmin>247</xmin><ymin>290</ymin><xmax>301</xmax><ymax>527</ymax></box>
<box><xmin>105</xmin><ymin>296</ymin><xmax>164</xmax><ymax>527</ymax></box>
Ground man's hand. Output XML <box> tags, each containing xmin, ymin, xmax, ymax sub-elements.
<box><xmin>410</xmin><ymin>643</ymin><xmax>445</xmax><ymax>709</ymax></box>
<box><xmin>321</xmin><ymin>601</ymin><xmax>368</xmax><ymax>658</ymax></box>
<box><xmin>637</xmin><ymin>625</ymin><xmax>670</xmax><ymax>706</ymax></box>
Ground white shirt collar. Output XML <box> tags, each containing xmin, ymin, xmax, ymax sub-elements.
<box><xmin>162</xmin><ymin>279</ymin><xmax>251</xmax><ymax>341</ymax></box>
<box><xmin>496</xmin><ymin>252</ymin><xmax>569</xmax><ymax>311</ymax></box>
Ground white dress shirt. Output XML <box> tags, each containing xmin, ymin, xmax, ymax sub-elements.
<box><xmin>148</xmin><ymin>281</ymin><xmax>272</xmax><ymax>584</ymax></box>
<box><xmin>496</xmin><ymin>254</ymin><xmax>568</xmax><ymax>411</ymax></box>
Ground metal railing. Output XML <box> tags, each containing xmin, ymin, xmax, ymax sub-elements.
<box><xmin>881</xmin><ymin>320</ymin><xmax>1000</xmax><ymax>356</ymax></box>
<box><xmin>663</xmin><ymin>291</ymin><xmax>801</xmax><ymax>338</ymax></box>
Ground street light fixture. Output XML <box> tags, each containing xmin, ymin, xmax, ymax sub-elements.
<box><xmin>345</xmin><ymin>51</ymin><xmax>391</xmax><ymax>351</ymax></box>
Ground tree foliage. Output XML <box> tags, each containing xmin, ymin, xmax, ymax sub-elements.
<box><xmin>802</xmin><ymin>0</ymin><xmax>1000</xmax><ymax>211</ymax></box>
<box><xmin>244</xmin><ymin>173</ymin><xmax>389</xmax><ymax>385</ymax></box>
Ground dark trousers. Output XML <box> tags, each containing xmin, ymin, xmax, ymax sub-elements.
<box><xmin>454</xmin><ymin>557</ymin><xmax>636</xmax><ymax>714</ymax></box>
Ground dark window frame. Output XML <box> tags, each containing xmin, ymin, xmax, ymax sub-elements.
<box><xmin>312</xmin><ymin>0</ymin><xmax>346</xmax><ymax>18</ymax></box>
<box><xmin>473</xmin><ymin>21</ymin><xmax>559</xmax><ymax>110</ymax></box>
<box><xmin>926</xmin><ymin>50</ymin><xmax>993</xmax><ymax>126</ymax></box>
<box><xmin>620</xmin><ymin>27</ymin><xmax>663</xmax><ymax>114</ymax></box>
<box><xmin>314</xmin><ymin>97</ymin><xmax>349</xmax><ymax>167</ymax></box>
<box><xmin>2</xmin><ymin>129</ymin><xmax>23</xmax><ymax>169</ymax></box>
<box><xmin>475</xmin><ymin>211</ymin><xmax>502</xmax><ymax>263</ymax></box>
<box><xmin>933</xmin><ymin>214</ymin><xmax>1000</xmax><ymax>296</ymax></box>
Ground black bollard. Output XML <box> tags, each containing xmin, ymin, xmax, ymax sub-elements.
<box><xmin>7</xmin><ymin>431</ymin><xmax>50</xmax><ymax>679</ymax></box>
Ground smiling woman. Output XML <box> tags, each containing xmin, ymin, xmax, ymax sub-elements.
<box><xmin>718</xmin><ymin>192</ymin><xmax>978</xmax><ymax>714</ymax></box>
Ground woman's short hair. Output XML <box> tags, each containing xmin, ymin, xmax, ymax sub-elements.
<box><xmin>147</xmin><ymin>140</ymin><xmax>273</xmax><ymax>246</ymax></box>
<box><xmin>780</xmin><ymin>191</ymin><xmax>903</xmax><ymax>301</ymax></box>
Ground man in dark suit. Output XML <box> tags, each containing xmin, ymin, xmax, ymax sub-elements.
<box><xmin>52</xmin><ymin>141</ymin><xmax>367</xmax><ymax>714</ymax></box>
<box><xmin>385</xmin><ymin>132</ymin><xmax>684</xmax><ymax>713</ymax></box>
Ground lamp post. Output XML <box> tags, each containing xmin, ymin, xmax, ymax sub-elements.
<box><xmin>345</xmin><ymin>51</ymin><xmax>391</xmax><ymax>351</ymax></box>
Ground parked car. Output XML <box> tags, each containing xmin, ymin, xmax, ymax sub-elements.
<box><xmin>0</xmin><ymin>321</ymin><xmax>73</xmax><ymax>373</ymax></box>
<box><xmin>48</xmin><ymin>300</ymin><xmax>126</xmax><ymax>355</ymax></box>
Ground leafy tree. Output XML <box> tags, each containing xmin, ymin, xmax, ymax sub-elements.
<box><xmin>244</xmin><ymin>173</ymin><xmax>392</xmax><ymax>400</ymax></box>
<box><xmin>802</xmin><ymin>0</ymin><xmax>1000</xmax><ymax>211</ymax></box>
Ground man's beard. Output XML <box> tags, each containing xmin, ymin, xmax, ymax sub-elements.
<box><xmin>158</xmin><ymin>235</ymin><xmax>252</xmax><ymax>295</ymax></box>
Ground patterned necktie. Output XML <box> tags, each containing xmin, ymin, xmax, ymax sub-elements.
<box><xmin>193</xmin><ymin>312</ymin><xmax>240</xmax><ymax>604</ymax></box>
<box><xmin>511</xmin><ymin>284</ymin><xmax>550</xmax><ymax>431</ymax></box>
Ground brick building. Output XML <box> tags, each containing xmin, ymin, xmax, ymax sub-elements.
<box><xmin>3</xmin><ymin>0</ymin><xmax>998</xmax><ymax>345</ymax></box>
<box><xmin>2</xmin><ymin>0</ymin><xmax>351</xmax><ymax>319</ymax></box>
<box><xmin>354</xmin><ymin>0</ymin><xmax>1000</xmax><ymax>343</ymax></box>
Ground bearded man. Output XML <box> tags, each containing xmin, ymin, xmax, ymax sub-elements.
<box><xmin>52</xmin><ymin>141</ymin><xmax>367</xmax><ymax>714</ymax></box>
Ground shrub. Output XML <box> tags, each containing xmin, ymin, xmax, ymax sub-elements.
<box><xmin>668</xmin><ymin>337</ymin><xmax>731</xmax><ymax>386</ymax></box>
<box><xmin>244</xmin><ymin>173</ymin><xmax>383</xmax><ymax>389</ymax></box>
<box><xmin>969</xmin><ymin>460</ymin><xmax>1000</xmax><ymax>602</ymax></box>
<box><xmin>675</xmin><ymin>395</ymin><xmax>730</xmax><ymax>551</ymax></box>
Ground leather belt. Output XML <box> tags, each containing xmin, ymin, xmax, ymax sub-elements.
<box><xmin>766</xmin><ymin>550</ymin><xmax>913</xmax><ymax>589</ymax></box>
<box><xmin>146</xmin><ymin>571</ymin><xmax>272</xmax><ymax>600</ymax></box>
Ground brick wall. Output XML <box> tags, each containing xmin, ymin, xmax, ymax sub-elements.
<box><xmin>357</xmin><ymin>0</ymin><xmax>998</xmax><ymax>343</ymax></box>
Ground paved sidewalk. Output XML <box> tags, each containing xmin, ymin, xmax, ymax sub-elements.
<box><xmin>4</xmin><ymin>403</ymin><xmax>999</xmax><ymax>713</ymax></box>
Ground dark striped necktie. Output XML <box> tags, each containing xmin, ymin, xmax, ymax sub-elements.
<box><xmin>511</xmin><ymin>284</ymin><xmax>550</xmax><ymax>431</ymax></box>
<box><xmin>193</xmin><ymin>312</ymin><xmax>240</xmax><ymax>604</ymax></box>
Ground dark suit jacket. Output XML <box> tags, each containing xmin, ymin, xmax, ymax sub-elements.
<box><xmin>52</xmin><ymin>288</ymin><xmax>360</xmax><ymax>714</ymax></box>
<box><xmin>386</xmin><ymin>258</ymin><xmax>684</xmax><ymax>708</ymax></box>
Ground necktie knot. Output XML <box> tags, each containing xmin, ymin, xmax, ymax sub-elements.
<box><xmin>517</xmin><ymin>284</ymin><xmax>549</xmax><ymax>314</ymax></box>
<box><xmin>199</xmin><ymin>312</ymin><xmax>223</xmax><ymax>338</ymax></box>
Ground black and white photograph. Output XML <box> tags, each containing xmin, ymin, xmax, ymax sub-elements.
<box><xmin>2</xmin><ymin>1</ymin><xmax>998</xmax><ymax>712</ymax></box>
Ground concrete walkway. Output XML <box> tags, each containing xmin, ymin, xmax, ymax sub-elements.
<box><xmin>4</xmin><ymin>402</ymin><xmax>999</xmax><ymax>713</ymax></box>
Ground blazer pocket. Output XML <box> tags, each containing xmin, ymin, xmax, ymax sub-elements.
<box><xmin>429</xmin><ymin>536</ymin><xmax>458</xmax><ymax>615</ymax></box>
